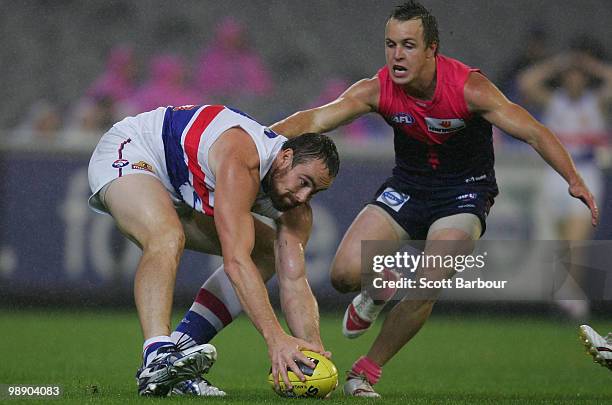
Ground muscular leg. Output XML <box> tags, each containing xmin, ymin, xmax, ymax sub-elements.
<box><xmin>336</xmin><ymin>204</ymin><xmax>409</xmax><ymax>391</ymax></box>
<box><xmin>103</xmin><ymin>174</ymin><xmax>186</xmax><ymax>340</ymax></box>
<box><xmin>104</xmin><ymin>175</ymin><xmax>227</xmax><ymax>396</ymax></box>
<box><xmin>331</xmin><ymin>204</ymin><xmax>408</xmax><ymax>293</ymax></box>
<box><xmin>366</xmin><ymin>214</ymin><xmax>481</xmax><ymax>366</ymax></box>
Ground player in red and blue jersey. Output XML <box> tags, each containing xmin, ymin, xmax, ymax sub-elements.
<box><xmin>271</xmin><ymin>1</ymin><xmax>598</xmax><ymax>397</ymax></box>
<box><xmin>88</xmin><ymin>104</ymin><xmax>338</xmax><ymax>396</ymax></box>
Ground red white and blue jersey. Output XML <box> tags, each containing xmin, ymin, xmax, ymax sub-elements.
<box><xmin>377</xmin><ymin>54</ymin><xmax>497</xmax><ymax>189</ymax></box>
<box><xmin>161</xmin><ymin>104</ymin><xmax>287</xmax><ymax>218</ymax></box>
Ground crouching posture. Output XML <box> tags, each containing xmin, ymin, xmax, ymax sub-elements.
<box><xmin>87</xmin><ymin>104</ymin><xmax>339</xmax><ymax>395</ymax></box>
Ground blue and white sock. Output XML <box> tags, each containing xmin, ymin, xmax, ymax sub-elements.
<box><xmin>172</xmin><ymin>265</ymin><xmax>242</xmax><ymax>350</ymax></box>
<box><xmin>142</xmin><ymin>335</ymin><xmax>174</xmax><ymax>367</ymax></box>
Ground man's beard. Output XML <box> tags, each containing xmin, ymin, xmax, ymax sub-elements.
<box><xmin>264</xmin><ymin>165</ymin><xmax>294</xmax><ymax>212</ymax></box>
<box><xmin>269</xmin><ymin>192</ymin><xmax>293</xmax><ymax>212</ymax></box>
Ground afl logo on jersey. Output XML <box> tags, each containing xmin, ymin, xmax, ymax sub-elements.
<box><xmin>377</xmin><ymin>187</ymin><xmax>410</xmax><ymax>212</ymax></box>
<box><xmin>391</xmin><ymin>112</ymin><xmax>415</xmax><ymax>125</ymax></box>
<box><xmin>112</xmin><ymin>159</ymin><xmax>129</xmax><ymax>168</ymax></box>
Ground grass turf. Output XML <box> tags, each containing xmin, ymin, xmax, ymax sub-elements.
<box><xmin>0</xmin><ymin>310</ymin><xmax>611</xmax><ymax>404</ymax></box>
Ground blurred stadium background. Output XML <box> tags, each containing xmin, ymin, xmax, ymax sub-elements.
<box><xmin>1</xmin><ymin>1</ymin><xmax>612</xmax><ymax>402</ymax></box>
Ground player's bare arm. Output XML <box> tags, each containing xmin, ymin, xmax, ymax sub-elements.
<box><xmin>210</xmin><ymin>128</ymin><xmax>319</xmax><ymax>389</ymax></box>
<box><xmin>210</xmin><ymin>128</ymin><xmax>280</xmax><ymax>341</ymax></box>
<box><xmin>275</xmin><ymin>203</ymin><xmax>329</xmax><ymax>357</ymax></box>
<box><xmin>580</xmin><ymin>53</ymin><xmax>612</xmax><ymax>108</ymax></box>
<box><xmin>465</xmin><ymin>72</ymin><xmax>599</xmax><ymax>226</ymax></box>
<box><xmin>271</xmin><ymin>77</ymin><xmax>380</xmax><ymax>138</ymax></box>
<box><xmin>520</xmin><ymin>53</ymin><xmax>612</xmax><ymax>109</ymax></box>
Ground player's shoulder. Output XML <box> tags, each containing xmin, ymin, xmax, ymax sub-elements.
<box><xmin>463</xmin><ymin>71</ymin><xmax>505</xmax><ymax>113</ymax></box>
<box><xmin>351</xmin><ymin>75</ymin><xmax>380</xmax><ymax>95</ymax></box>
<box><xmin>211</xmin><ymin>127</ymin><xmax>260</xmax><ymax>171</ymax></box>
<box><xmin>438</xmin><ymin>54</ymin><xmax>488</xmax><ymax>92</ymax></box>
<box><xmin>343</xmin><ymin>75</ymin><xmax>380</xmax><ymax>109</ymax></box>
<box><xmin>464</xmin><ymin>71</ymin><xmax>492</xmax><ymax>93</ymax></box>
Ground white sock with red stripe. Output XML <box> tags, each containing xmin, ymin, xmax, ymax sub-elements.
<box><xmin>171</xmin><ymin>265</ymin><xmax>242</xmax><ymax>350</ymax></box>
<box><xmin>143</xmin><ymin>335</ymin><xmax>174</xmax><ymax>367</ymax></box>
<box><xmin>368</xmin><ymin>268</ymin><xmax>400</xmax><ymax>302</ymax></box>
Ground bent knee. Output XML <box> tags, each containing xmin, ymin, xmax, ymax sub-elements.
<box><xmin>330</xmin><ymin>258</ymin><xmax>361</xmax><ymax>293</ymax></box>
<box><xmin>143</xmin><ymin>225</ymin><xmax>186</xmax><ymax>254</ymax></box>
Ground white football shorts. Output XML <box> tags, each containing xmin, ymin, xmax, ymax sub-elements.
<box><xmin>87</xmin><ymin>107</ymin><xmax>178</xmax><ymax>214</ymax></box>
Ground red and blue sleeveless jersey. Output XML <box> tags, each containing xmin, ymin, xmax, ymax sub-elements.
<box><xmin>161</xmin><ymin>104</ymin><xmax>286</xmax><ymax>218</ymax></box>
<box><xmin>377</xmin><ymin>54</ymin><xmax>497</xmax><ymax>189</ymax></box>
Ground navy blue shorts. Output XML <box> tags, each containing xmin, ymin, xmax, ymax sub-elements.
<box><xmin>369</xmin><ymin>177</ymin><xmax>499</xmax><ymax>240</ymax></box>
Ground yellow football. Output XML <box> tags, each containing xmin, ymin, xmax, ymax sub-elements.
<box><xmin>267</xmin><ymin>351</ymin><xmax>338</xmax><ymax>398</ymax></box>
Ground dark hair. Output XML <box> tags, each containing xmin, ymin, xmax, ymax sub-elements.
<box><xmin>282</xmin><ymin>133</ymin><xmax>340</xmax><ymax>178</ymax></box>
<box><xmin>389</xmin><ymin>1</ymin><xmax>440</xmax><ymax>55</ymax></box>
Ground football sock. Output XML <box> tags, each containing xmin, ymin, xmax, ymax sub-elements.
<box><xmin>142</xmin><ymin>336</ymin><xmax>174</xmax><ymax>367</ymax></box>
<box><xmin>351</xmin><ymin>355</ymin><xmax>382</xmax><ymax>385</ymax></box>
<box><xmin>172</xmin><ymin>265</ymin><xmax>242</xmax><ymax>350</ymax></box>
<box><xmin>367</xmin><ymin>268</ymin><xmax>399</xmax><ymax>303</ymax></box>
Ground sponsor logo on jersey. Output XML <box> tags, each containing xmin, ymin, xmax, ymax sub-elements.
<box><xmin>464</xmin><ymin>174</ymin><xmax>487</xmax><ymax>183</ymax></box>
<box><xmin>390</xmin><ymin>112</ymin><xmax>415</xmax><ymax>125</ymax></box>
<box><xmin>456</xmin><ymin>193</ymin><xmax>477</xmax><ymax>200</ymax></box>
<box><xmin>376</xmin><ymin>187</ymin><xmax>410</xmax><ymax>212</ymax></box>
<box><xmin>112</xmin><ymin>159</ymin><xmax>129</xmax><ymax>168</ymax></box>
<box><xmin>425</xmin><ymin>117</ymin><xmax>466</xmax><ymax>134</ymax></box>
<box><xmin>131</xmin><ymin>160</ymin><xmax>154</xmax><ymax>173</ymax></box>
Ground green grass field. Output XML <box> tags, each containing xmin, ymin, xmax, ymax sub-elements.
<box><xmin>1</xmin><ymin>310</ymin><xmax>611</xmax><ymax>404</ymax></box>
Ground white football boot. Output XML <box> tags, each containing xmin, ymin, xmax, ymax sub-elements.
<box><xmin>171</xmin><ymin>377</ymin><xmax>227</xmax><ymax>396</ymax></box>
<box><xmin>136</xmin><ymin>343</ymin><xmax>217</xmax><ymax>396</ymax></box>
<box><xmin>342</xmin><ymin>269</ymin><xmax>399</xmax><ymax>338</ymax></box>
<box><xmin>579</xmin><ymin>325</ymin><xmax>612</xmax><ymax>371</ymax></box>
<box><xmin>343</xmin><ymin>371</ymin><xmax>380</xmax><ymax>398</ymax></box>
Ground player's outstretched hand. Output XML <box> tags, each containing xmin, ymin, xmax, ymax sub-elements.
<box><xmin>267</xmin><ymin>332</ymin><xmax>322</xmax><ymax>391</ymax></box>
<box><xmin>569</xmin><ymin>182</ymin><xmax>599</xmax><ymax>226</ymax></box>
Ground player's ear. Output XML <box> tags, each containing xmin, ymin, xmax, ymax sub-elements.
<box><xmin>426</xmin><ymin>41</ymin><xmax>438</xmax><ymax>58</ymax></box>
<box><xmin>279</xmin><ymin>148</ymin><xmax>294</xmax><ymax>169</ymax></box>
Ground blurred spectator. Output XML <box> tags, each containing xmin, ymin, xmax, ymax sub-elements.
<box><xmin>308</xmin><ymin>77</ymin><xmax>390</xmax><ymax>142</ymax></box>
<box><xmin>495</xmin><ymin>26</ymin><xmax>549</xmax><ymax>149</ymax></box>
<box><xmin>519</xmin><ymin>50</ymin><xmax>612</xmax><ymax>234</ymax></box>
<box><xmin>86</xmin><ymin>44</ymin><xmax>139</xmax><ymax>115</ymax></box>
<box><xmin>498</xmin><ymin>26</ymin><xmax>549</xmax><ymax>106</ymax></box>
<box><xmin>194</xmin><ymin>17</ymin><xmax>273</xmax><ymax>104</ymax></box>
<box><xmin>62</xmin><ymin>45</ymin><xmax>139</xmax><ymax>148</ymax></box>
<box><xmin>10</xmin><ymin>100</ymin><xmax>62</xmax><ymax>145</ymax></box>
<box><xmin>62</xmin><ymin>95</ymin><xmax>119</xmax><ymax>148</ymax></box>
<box><xmin>130</xmin><ymin>53</ymin><xmax>200</xmax><ymax>111</ymax></box>
<box><xmin>518</xmin><ymin>46</ymin><xmax>612</xmax><ymax>318</ymax></box>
